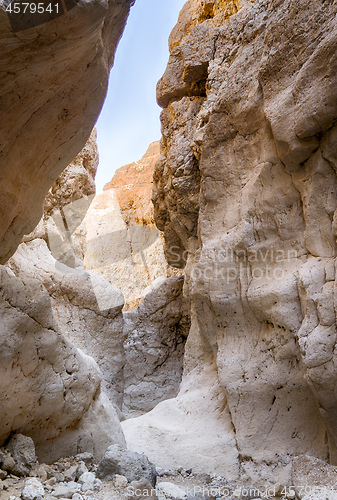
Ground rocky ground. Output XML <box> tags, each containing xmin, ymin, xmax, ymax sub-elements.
<box><xmin>0</xmin><ymin>433</ymin><xmax>290</xmax><ymax>500</ymax></box>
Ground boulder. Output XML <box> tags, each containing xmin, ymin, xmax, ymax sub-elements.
<box><xmin>6</xmin><ymin>434</ymin><xmax>36</xmax><ymax>477</ymax></box>
<box><xmin>96</xmin><ymin>444</ymin><xmax>157</xmax><ymax>486</ymax></box>
<box><xmin>0</xmin><ymin>265</ymin><xmax>125</xmax><ymax>463</ymax></box>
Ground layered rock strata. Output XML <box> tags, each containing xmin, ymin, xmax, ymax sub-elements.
<box><xmin>124</xmin><ymin>0</ymin><xmax>337</xmax><ymax>485</ymax></box>
<box><xmin>76</xmin><ymin>142</ymin><xmax>182</xmax><ymax>309</ymax></box>
<box><xmin>0</xmin><ymin>0</ymin><xmax>134</xmax><ymax>263</ymax></box>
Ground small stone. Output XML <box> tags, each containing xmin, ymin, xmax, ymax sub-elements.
<box><xmin>157</xmin><ymin>482</ymin><xmax>187</xmax><ymax>500</ymax></box>
<box><xmin>54</xmin><ymin>472</ymin><xmax>65</xmax><ymax>483</ymax></box>
<box><xmin>75</xmin><ymin>462</ymin><xmax>88</xmax><ymax>481</ymax></box>
<box><xmin>0</xmin><ymin>449</ymin><xmax>15</xmax><ymax>471</ymax></box>
<box><xmin>52</xmin><ymin>480</ymin><xmax>81</xmax><ymax>498</ymax></box>
<box><xmin>113</xmin><ymin>474</ymin><xmax>128</xmax><ymax>488</ymax></box>
<box><xmin>129</xmin><ymin>478</ymin><xmax>157</xmax><ymax>500</ymax></box>
<box><xmin>78</xmin><ymin>471</ymin><xmax>95</xmax><ymax>484</ymax></box>
<box><xmin>46</xmin><ymin>477</ymin><xmax>57</xmax><ymax>487</ymax></box>
<box><xmin>94</xmin><ymin>478</ymin><xmax>102</xmax><ymax>491</ymax></box>
<box><xmin>0</xmin><ymin>469</ymin><xmax>7</xmax><ymax>479</ymax></box>
<box><xmin>22</xmin><ymin>477</ymin><xmax>44</xmax><ymax>500</ymax></box>
<box><xmin>75</xmin><ymin>453</ymin><xmax>94</xmax><ymax>466</ymax></box>
<box><xmin>72</xmin><ymin>494</ymin><xmax>84</xmax><ymax>500</ymax></box>
<box><xmin>30</xmin><ymin>465</ymin><xmax>48</xmax><ymax>482</ymax></box>
<box><xmin>63</xmin><ymin>465</ymin><xmax>77</xmax><ymax>482</ymax></box>
<box><xmin>78</xmin><ymin>471</ymin><xmax>96</xmax><ymax>492</ymax></box>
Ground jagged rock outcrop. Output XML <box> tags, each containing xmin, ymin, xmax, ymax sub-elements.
<box><xmin>123</xmin><ymin>276</ymin><xmax>190</xmax><ymax>417</ymax></box>
<box><xmin>0</xmin><ymin>0</ymin><xmax>134</xmax><ymax>263</ymax></box>
<box><xmin>75</xmin><ymin>143</ymin><xmax>182</xmax><ymax>309</ymax></box>
<box><xmin>104</xmin><ymin>141</ymin><xmax>161</xmax><ymax>227</ymax></box>
<box><xmin>25</xmin><ymin>128</ymin><xmax>99</xmax><ymax>269</ymax></box>
<box><xmin>124</xmin><ymin>0</ymin><xmax>337</xmax><ymax>486</ymax></box>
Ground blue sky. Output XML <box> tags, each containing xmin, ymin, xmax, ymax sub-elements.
<box><xmin>94</xmin><ymin>0</ymin><xmax>186</xmax><ymax>192</ymax></box>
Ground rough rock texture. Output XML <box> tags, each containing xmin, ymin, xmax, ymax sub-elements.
<box><xmin>104</xmin><ymin>141</ymin><xmax>161</xmax><ymax>227</ymax></box>
<box><xmin>8</xmin><ymin>239</ymin><xmax>125</xmax><ymax>408</ymax></box>
<box><xmin>123</xmin><ymin>276</ymin><xmax>190</xmax><ymax>417</ymax></box>
<box><xmin>0</xmin><ymin>264</ymin><xmax>125</xmax><ymax>463</ymax></box>
<box><xmin>75</xmin><ymin>143</ymin><xmax>182</xmax><ymax>309</ymax></box>
<box><xmin>96</xmin><ymin>444</ymin><xmax>157</xmax><ymax>486</ymax></box>
<box><xmin>24</xmin><ymin>128</ymin><xmax>99</xmax><ymax>269</ymax></box>
<box><xmin>6</xmin><ymin>434</ymin><xmax>36</xmax><ymax>477</ymax></box>
<box><xmin>0</xmin><ymin>0</ymin><xmax>134</xmax><ymax>263</ymax></box>
<box><xmin>124</xmin><ymin>0</ymin><xmax>337</xmax><ymax>486</ymax></box>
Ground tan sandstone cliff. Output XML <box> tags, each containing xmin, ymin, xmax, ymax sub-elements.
<box><xmin>123</xmin><ymin>0</ymin><xmax>337</xmax><ymax>486</ymax></box>
<box><xmin>75</xmin><ymin>142</ymin><xmax>183</xmax><ymax>309</ymax></box>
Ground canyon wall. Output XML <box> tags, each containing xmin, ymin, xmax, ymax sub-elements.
<box><xmin>0</xmin><ymin>0</ymin><xmax>134</xmax><ymax>462</ymax></box>
<box><xmin>76</xmin><ymin>142</ymin><xmax>183</xmax><ymax>309</ymax></box>
<box><xmin>123</xmin><ymin>0</ymin><xmax>337</xmax><ymax>486</ymax></box>
<box><xmin>0</xmin><ymin>0</ymin><xmax>134</xmax><ymax>263</ymax></box>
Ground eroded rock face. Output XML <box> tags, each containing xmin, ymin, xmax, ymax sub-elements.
<box><xmin>104</xmin><ymin>141</ymin><xmax>161</xmax><ymax>227</ymax></box>
<box><xmin>0</xmin><ymin>264</ymin><xmax>125</xmax><ymax>463</ymax></box>
<box><xmin>75</xmin><ymin>143</ymin><xmax>182</xmax><ymax>309</ymax></box>
<box><xmin>8</xmin><ymin>239</ymin><xmax>125</xmax><ymax>408</ymax></box>
<box><xmin>0</xmin><ymin>0</ymin><xmax>134</xmax><ymax>263</ymax></box>
<box><xmin>125</xmin><ymin>0</ymin><xmax>337</xmax><ymax>485</ymax></box>
<box><xmin>24</xmin><ymin>128</ymin><xmax>99</xmax><ymax>269</ymax></box>
<box><xmin>123</xmin><ymin>276</ymin><xmax>190</xmax><ymax>417</ymax></box>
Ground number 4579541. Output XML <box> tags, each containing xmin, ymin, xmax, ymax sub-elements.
<box><xmin>6</xmin><ymin>3</ymin><xmax>59</xmax><ymax>14</ymax></box>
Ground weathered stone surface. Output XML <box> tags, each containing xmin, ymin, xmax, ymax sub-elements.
<box><xmin>292</xmin><ymin>455</ymin><xmax>337</xmax><ymax>499</ymax></box>
<box><xmin>96</xmin><ymin>444</ymin><xmax>157</xmax><ymax>486</ymax></box>
<box><xmin>6</xmin><ymin>434</ymin><xmax>36</xmax><ymax>477</ymax></box>
<box><xmin>0</xmin><ymin>0</ymin><xmax>134</xmax><ymax>263</ymax></box>
<box><xmin>21</xmin><ymin>477</ymin><xmax>44</xmax><ymax>500</ymax></box>
<box><xmin>125</xmin><ymin>0</ymin><xmax>337</xmax><ymax>485</ymax></box>
<box><xmin>22</xmin><ymin>129</ymin><xmax>99</xmax><ymax>271</ymax></box>
<box><xmin>104</xmin><ymin>141</ymin><xmax>161</xmax><ymax>227</ymax></box>
<box><xmin>123</xmin><ymin>276</ymin><xmax>190</xmax><ymax>417</ymax></box>
<box><xmin>8</xmin><ymin>239</ymin><xmax>125</xmax><ymax>408</ymax></box>
<box><xmin>122</xmin><ymin>320</ymin><xmax>240</xmax><ymax>479</ymax></box>
<box><xmin>0</xmin><ymin>263</ymin><xmax>125</xmax><ymax>463</ymax></box>
<box><xmin>74</xmin><ymin>144</ymin><xmax>182</xmax><ymax>309</ymax></box>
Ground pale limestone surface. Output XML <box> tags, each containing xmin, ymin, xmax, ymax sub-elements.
<box><xmin>124</xmin><ymin>0</ymin><xmax>337</xmax><ymax>486</ymax></box>
<box><xmin>0</xmin><ymin>0</ymin><xmax>134</xmax><ymax>264</ymax></box>
<box><xmin>8</xmin><ymin>239</ymin><xmax>126</xmax><ymax>408</ymax></box>
<box><xmin>0</xmin><ymin>264</ymin><xmax>125</xmax><ymax>464</ymax></box>
<box><xmin>74</xmin><ymin>187</ymin><xmax>169</xmax><ymax>309</ymax></box>
<box><xmin>24</xmin><ymin>128</ymin><xmax>99</xmax><ymax>269</ymax></box>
